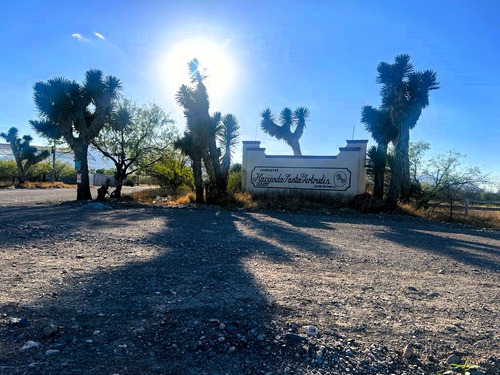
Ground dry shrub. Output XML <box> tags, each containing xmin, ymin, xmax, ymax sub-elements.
<box><xmin>23</xmin><ymin>182</ymin><xmax>75</xmax><ymax>189</ymax></box>
<box><xmin>123</xmin><ymin>188</ymin><xmax>194</xmax><ymax>206</ymax></box>
<box><xmin>232</xmin><ymin>192</ymin><xmax>258</xmax><ymax>209</ymax></box>
<box><xmin>231</xmin><ymin>190</ymin><xmax>350</xmax><ymax>212</ymax></box>
<box><xmin>400</xmin><ymin>203</ymin><xmax>500</xmax><ymax>228</ymax></box>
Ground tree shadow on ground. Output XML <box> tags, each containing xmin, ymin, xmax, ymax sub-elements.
<box><xmin>0</xmin><ymin>204</ymin><xmax>339</xmax><ymax>375</ymax></box>
<box><xmin>374</xmin><ymin>217</ymin><xmax>500</xmax><ymax>272</ymax></box>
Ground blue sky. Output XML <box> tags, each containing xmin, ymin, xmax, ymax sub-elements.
<box><xmin>1</xmin><ymin>0</ymin><xmax>499</xmax><ymax>177</ymax></box>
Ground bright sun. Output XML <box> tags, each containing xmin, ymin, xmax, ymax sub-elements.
<box><xmin>160</xmin><ymin>36</ymin><xmax>236</xmax><ymax>103</ymax></box>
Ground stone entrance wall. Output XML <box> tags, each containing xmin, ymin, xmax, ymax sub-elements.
<box><xmin>242</xmin><ymin>140</ymin><xmax>368</xmax><ymax>196</ymax></box>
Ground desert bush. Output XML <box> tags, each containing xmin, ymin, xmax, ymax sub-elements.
<box><xmin>144</xmin><ymin>153</ymin><xmax>194</xmax><ymax>195</ymax></box>
<box><xmin>227</xmin><ymin>171</ymin><xmax>242</xmax><ymax>194</ymax></box>
<box><xmin>123</xmin><ymin>176</ymin><xmax>137</xmax><ymax>187</ymax></box>
<box><xmin>59</xmin><ymin>167</ymin><xmax>77</xmax><ymax>184</ymax></box>
<box><xmin>0</xmin><ymin>160</ymin><xmax>17</xmax><ymax>182</ymax></box>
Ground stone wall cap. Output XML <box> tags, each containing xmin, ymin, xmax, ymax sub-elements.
<box><xmin>346</xmin><ymin>139</ymin><xmax>369</xmax><ymax>144</ymax></box>
<box><xmin>265</xmin><ymin>155</ymin><xmax>337</xmax><ymax>159</ymax></box>
<box><xmin>339</xmin><ymin>147</ymin><xmax>362</xmax><ymax>151</ymax></box>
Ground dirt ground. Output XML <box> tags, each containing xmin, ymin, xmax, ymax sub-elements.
<box><xmin>0</xmin><ymin>198</ymin><xmax>499</xmax><ymax>374</ymax></box>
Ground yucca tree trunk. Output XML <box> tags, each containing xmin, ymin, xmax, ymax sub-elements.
<box><xmin>386</xmin><ymin>126</ymin><xmax>410</xmax><ymax>208</ymax></box>
<box><xmin>14</xmin><ymin>158</ymin><xmax>26</xmax><ymax>185</ymax></box>
<box><xmin>206</xmin><ymin>137</ymin><xmax>228</xmax><ymax>203</ymax></box>
<box><xmin>192</xmin><ymin>157</ymin><xmax>204</xmax><ymax>203</ymax></box>
<box><xmin>373</xmin><ymin>144</ymin><xmax>387</xmax><ymax>201</ymax></box>
<box><xmin>74</xmin><ymin>143</ymin><xmax>92</xmax><ymax>200</ymax></box>
<box><xmin>289</xmin><ymin>138</ymin><xmax>302</xmax><ymax>156</ymax></box>
<box><xmin>113</xmin><ymin>168</ymin><xmax>127</xmax><ymax>201</ymax></box>
<box><xmin>222</xmin><ymin>147</ymin><xmax>231</xmax><ymax>185</ymax></box>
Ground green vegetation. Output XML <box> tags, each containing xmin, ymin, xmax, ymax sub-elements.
<box><xmin>0</xmin><ymin>160</ymin><xmax>17</xmax><ymax>182</ymax></box>
<box><xmin>143</xmin><ymin>151</ymin><xmax>194</xmax><ymax>195</ymax></box>
<box><xmin>91</xmin><ymin>99</ymin><xmax>177</xmax><ymax>200</ymax></box>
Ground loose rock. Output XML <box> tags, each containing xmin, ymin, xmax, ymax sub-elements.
<box><xmin>43</xmin><ymin>324</ymin><xmax>59</xmax><ymax>337</ymax></box>
<box><xmin>303</xmin><ymin>325</ymin><xmax>319</xmax><ymax>337</ymax></box>
<box><xmin>21</xmin><ymin>341</ymin><xmax>40</xmax><ymax>351</ymax></box>
<box><xmin>45</xmin><ymin>349</ymin><xmax>60</xmax><ymax>356</ymax></box>
<box><xmin>446</xmin><ymin>354</ymin><xmax>460</xmax><ymax>364</ymax></box>
<box><xmin>402</xmin><ymin>344</ymin><xmax>413</xmax><ymax>359</ymax></box>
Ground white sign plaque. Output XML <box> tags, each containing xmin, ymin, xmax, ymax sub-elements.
<box><xmin>250</xmin><ymin>166</ymin><xmax>351</xmax><ymax>191</ymax></box>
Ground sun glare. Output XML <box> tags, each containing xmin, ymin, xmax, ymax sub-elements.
<box><xmin>159</xmin><ymin>37</ymin><xmax>236</xmax><ymax>104</ymax></box>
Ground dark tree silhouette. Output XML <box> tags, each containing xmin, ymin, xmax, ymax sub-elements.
<box><xmin>260</xmin><ymin>107</ymin><xmax>309</xmax><ymax>155</ymax></box>
<box><xmin>218</xmin><ymin>114</ymin><xmax>240</xmax><ymax>186</ymax></box>
<box><xmin>374</xmin><ymin>54</ymin><xmax>439</xmax><ymax>208</ymax></box>
<box><xmin>30</xmin><ymin>69</ymin><xmax>123</xmax><ymax>200</ymax></box>
<box><xmin>0</xmin><ymin>127</ymin><xmax>50</xmax><ymax>184</ymax></box>
<box><xmin>175</xmin><ymin>58</ymin><xmax>240</xmax><ymax>203</ymax></box>
<box><xmin>361</xmin><ymin>106</ymin><xmax>397</xmax><ymax>201</ymax></box>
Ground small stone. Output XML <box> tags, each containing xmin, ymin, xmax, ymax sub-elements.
<box><xmin>85</xmin><ymin>339</ymin><xmax>93</xmax><ymax>343</ymax></box>
<box><xmin>43</xmin><ymin>324</ymin><xmax>59</xmax><ymax>337</ymax></box>
<box><xmin>97</xmin><ymin>313</ymin><xmax>105</xmax><ymax>317</ymax></box>
<box><xmin>21</xmin><ymin>341</ymin><xmax>40</xmax><ymax>351</ymax></box>
<box><xmin>45</xmin><ymin>349</ymin><xmax>60</xmax><ymax>356</ymax></box>
<box><xmin>407</xmin><ymin>286</ymin><xmax>418</xmax><ymax>292</ymax></box>
<box><xmin>219</xmin><ymin>323</ymin><xmax>226</xmax><ymax>330</ymax></box>
<box><xmin>76</xmin><ymin>254</ymin><xmax>84</xmax><ymax>259</ymax></box>
<box><xmin>257</xmin><ymin>334</ymin><xmax>265</xmax><ymax>341</ymax></box>
<box><xmin>218</xmin><ymin>336</ymin><xmax>225</xmax><ymax>342</ymax></box>
<box><xmin>8</xmin><ymin>317</ymin><xmax>20</xmax><ymax>326</ymax></box>
<box><xmin>303</xmin><ymin>325</ymin><xmax>319</xmax><ymax>337</ymax></box>
<box><xmin>229</xmin><ymin>346</ymin><xmax>236</xmax><ymax>352</ymax></box>
<box><xmin>402</xmin><ymin>345</ymin><xmax>413</xmax><ymax>359</ymax></box>
<box><xmin>446</xmin><ymin>354</ymin><xmax>460</xmax><ymax>364</ymax></box>
<box><xmin>93</xmin><ymin>330</ymin><xmax>100</xmax><ymax>335</ymax></box>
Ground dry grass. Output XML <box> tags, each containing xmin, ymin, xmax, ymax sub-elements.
<box><xmin>123</xmin><ymin>188</ymin><xmax>194</xmax><ymax>206</ymax></box>
<box><xmin>400</xmin><ymin>203</ymin><xmax>500</xmax><ymax>228</ymax></box>
<box><xmin>123</xmin><ymin>187</ymin><xmax>500</xmax><ymax>229</ymax></box>
<box><xmin>22</xmin><ymin>182</ymin><xmax>76</xmax><ymax>189</ymax></box>
<box><xmin>231</xmin><ymin>190</ymin><xmax>351</xmax><ymax>211</ymax></box>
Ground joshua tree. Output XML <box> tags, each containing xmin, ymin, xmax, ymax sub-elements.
<box><xmin>218</xmin><ymin>114</ymin><xmax>240</xmax><ymax>185</ymax></box>
<box><xmin>375</xmin><ymin>54</ymin><xmax>439</xmax><ymax>208</ymax></box>
<box><xmin>175</xmin><ymin>58</ymin><xmax>240</xmax><ymax>203</ymax></box>
<box><xmin>260</xmin><ymin>107</ymin><xmax>309</xmax><ymax>155</ymax></box>
<box><xmin>361</xmin><ymin>106</ymin><xmax>397</xmax><ymax>201</ymax></box>
<box><xmin>30</xmin><ymin>69</ymin><xmax>123</xmax><ymax>200</ymax></box>
<box><xmin>0</xmin><ymin>127</ymin><xmax>50</xmax><ymax>185</ymax></box>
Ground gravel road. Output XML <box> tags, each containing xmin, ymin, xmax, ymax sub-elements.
<box><xmin>0</xmin><ymin>186</ymin><xmax>146</xmax><ymax>206</ymax></box>
<box><xmin>0</xmin><ymin>193</ymin><xmax>499</xmax><ymax>374</ymax></box>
